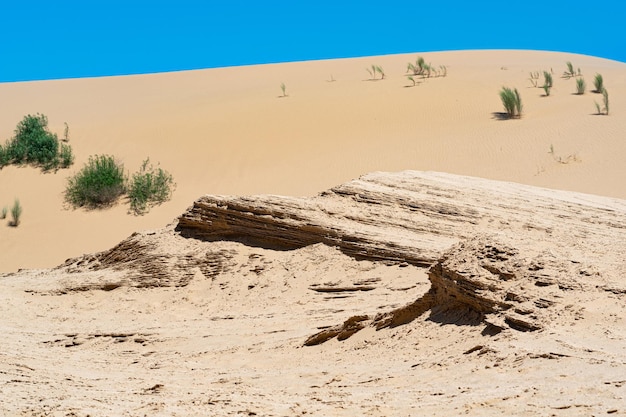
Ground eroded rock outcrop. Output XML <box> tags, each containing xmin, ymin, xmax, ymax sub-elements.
<box><xmin>45</xmin><ymin>171</ymin><xmax>625</xmax><ymax>338</ymax></box>
<box><xmin>304</xmin><ymin>234</ymin><xmax>602</xmax><ymax>345</ymax></box>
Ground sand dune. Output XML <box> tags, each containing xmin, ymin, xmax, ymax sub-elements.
<box><xmin>1</xmin><ymin>49</ymin><xmax>625</xmax><ymax>273</ymax></box>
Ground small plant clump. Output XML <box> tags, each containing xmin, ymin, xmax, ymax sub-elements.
<box><xmin>543</xmin><ymin>71</ymin><xmax>553</xmax><ymax>96</ymax></box>
<box><xmin>128</xmin><ymin>159</ymin><xmax>175</xmax><ymax>215</ymax></box>
<box><xmin>529</xmin><ymin>71</ymin><xmax>541</xmax><ymax>88</ymax></box>
<box><xmin>407</xmin><ymin>56</ymin><xmax>431</xmax><ymax>78</ymax></box>
<box><xmin>10</xmin><ymin>199</ymin><xmax>22</xmax><ymax>227</ymax></box>
<box><xmin>1</xmin><ymin>206</ymin><xmax>7</xmax><ymax>219</ymax></box>
<box><xmin>593</xmin><ymin>74</ymin><xmax>604</xmax><ymax>93</ymax></box>
<box><xmin>562</xmin><ymin>61</ymin><xmax>581</xmax><ymax>79</ymax></box>
<box><xmin>0</xmin><ymin>114</ymin><xmax>74</xmax><ymax>171</ymax></box>
<box><xmin>280</xmin><ymin>82</ymin><xmax>287</xmax><ymax>97</ymax></box>
<box><xmin>500</xmin><ymin>87</ymin><xmax>523</xmax><ymax>119</ymax></box>
<box><xmin>63</xmin><ymin>122</ymin><xmax>69</xmax><ymax>142</ymax></box>
<box><xmin>575</xmin><ymin>77</ymin><xmax>586</xmax><ymax>95</ymax></box>
<box><xmin>65</xmin><ymin>155</ymin><xmax>175</xmax><ymax>214</ymax></box>
<box><xmin>595</xmin><ymin>88</ymin><xmax>609</xmax><ymax>115</ymax></box>
<box><xmin>65</xmin><ymin>155</ymin><xmax>126</xmax><ymax>208</ymax></box>
<box><xmin>366</xmin><ymin>65</ymin><xmax>385</xmax><ymax>80</ymax></box>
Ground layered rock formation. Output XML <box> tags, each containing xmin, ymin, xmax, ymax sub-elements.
<box><xmin>54</xmin><ymin>171</ymin><xmax>626</xmax><ymax>340</ymax></box>
<box><xmin>175</xmin><ymin>171</ymin><xmax>626</xmax><ymax>340</ymax></box>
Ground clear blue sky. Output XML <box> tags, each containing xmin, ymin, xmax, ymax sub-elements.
<box><xmin>1</xmin><ymin>1</ymin><xmax>624</xmax><ymax>82</ymax></box>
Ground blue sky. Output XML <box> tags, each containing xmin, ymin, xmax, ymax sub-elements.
<box><xmin>1</xmin><ymin>1</ymin><xmax>624</xmax><ymax>82</ymax></box>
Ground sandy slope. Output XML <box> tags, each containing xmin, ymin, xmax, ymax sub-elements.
<box><xmin>1</xmin><ymin>49</ymin><xmax>625</xmax><ymax>273</ymax></box>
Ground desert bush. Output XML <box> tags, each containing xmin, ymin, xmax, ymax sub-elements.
<box><xmin>500</xmin><ymin>87</ymin><xmax>523</xmax><ymax>119</ymax></box>
<box><xmin>65</xmin><ymin>155</ymin><xmax>126</xmax><ymax>208</ymax></box>
<box><xmin>593</xmin><ymin>73</ymin><xmax>604</xmax><ymax>93</ymax></box>
<box><xmin>575</xmin><ymin>77</ymin><xmax>586</xmax><ymax>95</ymax></box>
<box><xmin>11</xmin><ymin>199</ymin><xmax>22</xmax><ymax>227</ymax></box>
<box><xmin>407</xmin><ymin>76</ymin><xmax>417</xmax><ymax>87</ymax></box>
<box><xmin>1</xmin><ymin>206</ymin><xmax>7</xmax><ymax>219</ymax></box>
<box><xmin>407</xmin><ymin>56</ymin><xmax>433</xmax><ymax>78</ymax></box>
<box><xmin>1</xmin><ymin>114</ymin><xmax>73</xmax><ymax>171</ymax></box>
<box><xmin>280</xmin><ymin>82</ymin><xmax>287</xmax><ymax>97</ymax></box>
<box><xmin>128</xmin><ymin>159</ymin><xmax>175</xmax><ymax>215</ymax></box>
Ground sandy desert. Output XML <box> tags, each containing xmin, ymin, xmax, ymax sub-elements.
<box><xmin>1</xmin><ymin>50</ymin><xmax>625</xmax><ymax>416</ymax></box>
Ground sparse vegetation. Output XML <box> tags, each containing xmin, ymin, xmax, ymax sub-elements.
<box><xmin>10</xmin><ymin>199</ymin><xmax>22</xmax><ymax>227</ymax></box>
<box><xmin>1</xmin><ymin>206</ymin><xmax>7</xmax><ymax>219</ymax></box>
<box><xmin>407</xmin><ymin>56</ymin><xmax>430</xmax><ymax>78</ymax></box>
<box><xmin>65</xmin><ymin>155</ymin><xmax>126</xmax><ymax>208</ymax></box>
<box><xmin>499</xmin><ymin>87</ymin><xmax>523</xmax><ymax>119</ymax></box>
<box><xmin>542</xmin><ymin>71</ymin><xmax>553</xmax><ymax>96</ymax></box>
<box><xmin>406</xmin><ymin>76</ymin><xmax>417</xmax><ymax>87</ymax></box>
<box><xmin>375</xmin><ymin>65</ymin><xmax>385</xmax><ymax>79</ymax></box>
<box><xmin>366</xmin><ymin>65</ymin><xmax>385</xmax><ymax>80</ymax></box>
<box><xmin>529</xmin><ymin>71</ymin><xmax>541</xmax><ymax>88</ymax></box>
<box><xmin>65</xmin><ymin>155</ymin><xmax>175</xmax><ymax>214</ymax></box>
<box><xmin>595</xmin><ymin>88</ymin><xmax>609</xmax><ymax>115</ymax></box>
<box><xmin>575</xmin><ymin>77</ymin><xmax>586</xmax><ymax>95</ymax></box>
<box><xmin>63</xmin><ymin>122</ymin><xmax>69</xmax><ymax>142</ymax></box>
<box><xmin>543</xmin><ymin>84</ymin><xmax>551</xmax><ymax>96</ymax></box>
<box><xmin>280</xmin><ymin>82</ymin><xmax>287</xmax><ymax>97</ymax></box>
<box><xmin>0</xmin><ymin>114</ymin><xmax>74</xmax><ymax>171</ymax></box>
<box><xmin>549</xmin><ymin>144</ymin><xmax>580</xmax><ymax>164</ymax></box>
<box><xmin>562</xmin><ymin>62</ymin><xmax>581</xmax><ymax>79</ymax></box>
<box><xmin>593</xmin><ymin>73</ymin><xmax>604</xmax><ymax>93</ymax></box>
<box><xmin>128</xmin><ymin>158</ymin><xmax>175</xmax><ymax>215</ymax></box>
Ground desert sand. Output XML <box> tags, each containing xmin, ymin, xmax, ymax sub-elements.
<box><xmin>1</xmin><ymin>50</ymin><xmax>625</xmax><ymax>416</ymax></box>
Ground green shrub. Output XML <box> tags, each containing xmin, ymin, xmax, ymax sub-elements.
<box><xmin>499</xmin><ymin>87</ymin><xmax>523</xmax><ymax>119</ymax></box>
<box><xmin>11</xmin><ymin>199</ymin><xmax>22</xmax><ymax>227</ymax></box>
<box><xmin>65</xmin><ymin>155</ymin><xmax>126</xmax><ymax>208</ymax></box>
<box><xmin>128</xmin><ymin>159</ymin><xmax>175</xmax><ymax>215</ymax></box>
<box><xmin>1</xmin><ymin>114</ymin><xmax>73</xmax><ymax>171</ymax></box>
<box><xmin>593</xmin><ymin>73</ymin><xmax>604</xmax><ymax>93</ymax></box>
<box><xmin>1</xmin><ymin>206</ymin><xmax>7</xmax><ymax>219</ymax></box>
<box><xmin>280</xmin><ymin>82</ymin><xmax>287</xmax><ymax>97</ymax></box>
<box><xmin>575</xmin><ymin>77</ymin><xmax>586</xmax><ymax>95</ymax></box>
<box><xmin>407</xmin><ymin>56</ymin><xmax>433</xmax><ymax>78</ymax></box>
